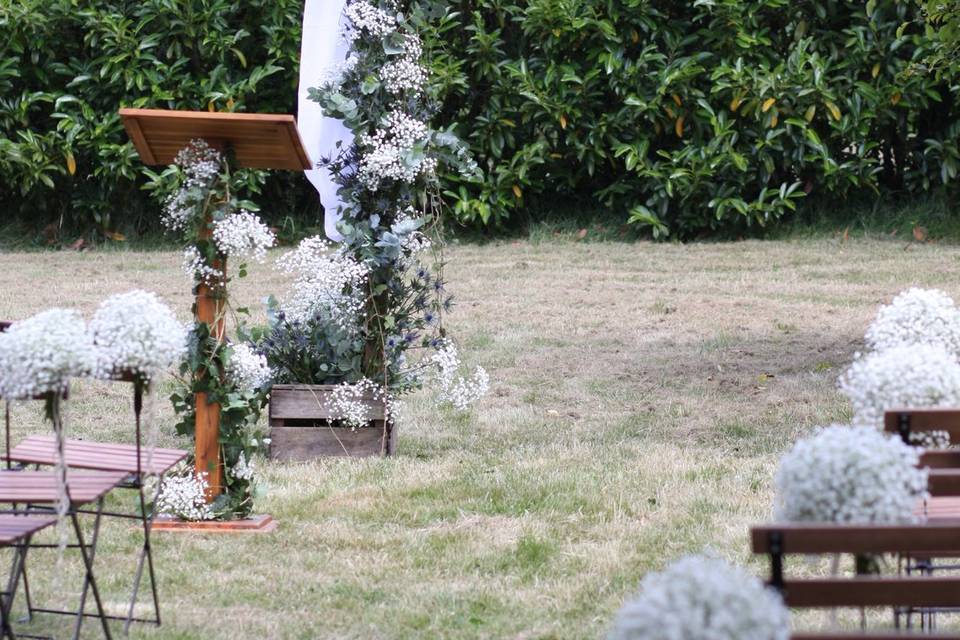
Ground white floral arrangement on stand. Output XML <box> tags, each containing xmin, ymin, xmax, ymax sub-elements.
<box><xmin>865</xmin><ymin>287</ymin><xmax>960</xmax><ymax>356</ymax></box>
<box><xmin>609</xmin><ymin>555</ymin><xmax>790</xmax><ymax>640</ymax></box>
<box><xmin>838</xmin><ymin>344</ymin><xmax>960</xmax><ymax>428</ymax></box>
<box><xmin>774</xmin><ymin>424</ymin><xmax>928</xmax><ymax>524</ymax></box>
<box><xmin>0</xmin><ymin>309</ymin><xmax>96</xmax><ymax>399</ymax></box>
<box><xmin>89</xmin><ymin>290</ymin><xmax>187</xmax><ymax>381</ymax></box>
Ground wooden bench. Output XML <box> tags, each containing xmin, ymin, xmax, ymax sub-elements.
<box><xmin>884</xmin><ymin>409</ymin><xmax>960</xmax><ymax>519</ymax></box>
<box><xmin>752</xmin><ymin>523</ymin><xmax>960</xmax><ymax>637</ymax></box>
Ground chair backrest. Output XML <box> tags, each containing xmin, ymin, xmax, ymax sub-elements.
<box><xmin>751</xmin><ymin>523</ymin><xmax>960</xmax><ymax>609</ymax></box>
<box><xmin>884</xmin><ymin>408</ymin><xmax>960</xmax><ymax>496</ymax></box>
<box><xmin>884</xmin><ymin>408</ymin><xmax>960</xmax><ymax>444</ymax></box>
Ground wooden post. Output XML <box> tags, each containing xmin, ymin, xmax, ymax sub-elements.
<box><xmin>195</xmin><ymin>250</ymin><xmax>226</xmax><ymax>500</ymax></box>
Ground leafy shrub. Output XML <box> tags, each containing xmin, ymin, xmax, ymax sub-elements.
<box><xmin>2</xmin><ymin>0</ymin><xmax>959</xmax><ymax>239</ymax></box>
<box><xmin>0</xmin><ymin>0</ymin><xmax>312</xmax><ymax>239</ymax></box>
<box><xmin>415</xmin><ymin>0</ymin><xmax>959</xmax><ymax>237</ymax></box>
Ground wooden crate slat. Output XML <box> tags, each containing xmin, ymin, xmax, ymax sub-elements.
<box><xmin>269</xmin><ymin>384</ymin><xmax>386</xmax><ymax>421</ymax></box>
<box><xmin>920</xmin><ymin>450</ymin><xmax>960</xmax><ymax>468</ymax></box>
<box><xmin>269</xmin><ymin>422</ymin><xmax>393</xmax><ymax>461</ymax></box>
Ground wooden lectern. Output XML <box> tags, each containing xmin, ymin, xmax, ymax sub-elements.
<box><xmin>120</xmin><ymin>108</ymin><xmax>311</xmax><ymax>499</ymax></box>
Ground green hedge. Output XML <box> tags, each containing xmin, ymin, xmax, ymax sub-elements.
<box><xmin>417</xmin><ymin>0</ymin><xmax>960</xmax><ymax>237</ymax></box>
<box><xmin>0</xmin><ymin>0</ymin><xmax>314</xmax><ymax>238</ymax></box>
<box><xmin>2</xmin><ymin>0</ymin><xmax>959</xmax><ymax>240</ymax></box>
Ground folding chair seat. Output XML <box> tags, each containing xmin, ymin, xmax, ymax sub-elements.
<box><xmin>2</xmin><ymin>386</ymin><xmax>187</xmax><ymax>633</ymax></box>
<box><xmin>0</xmin><ymin>514</ymin><xmax>56</xmax><ymax>640</ymax></box>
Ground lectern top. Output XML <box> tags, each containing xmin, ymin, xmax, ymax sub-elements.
<box><xmin>119</xmin><ymin>108</ymin><xmax>312</xmax><ymax>171</ymax></box>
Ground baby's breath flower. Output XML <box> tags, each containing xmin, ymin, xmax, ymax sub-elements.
<box><xmin>866</xmin><ymin>287</ymin><xmax>960</xmax><ymax>356</ymax></box>
<box><xmin>429</xmin><ymin>340</ymin><xmax>489</xmax><ymax>410</ymax></box>
<box><xmin>89</xmin><ymin>290</ymin><xmax>186</xmax><ymax>380</ymax></box>
<box><xmin>232</xmin><ymin>452</ymin><xmax>256</xmax><ymax>482</ymax></box>
<box><xmin>0</xmin><ymin>309</ymin><xmax>96</xmax><ymax>399</ymax></box>
<box><xmin>156</xmin><ymin>467</ymin><xmax>213</xmax><ymax>521</ymax></box>
<box><xmin>325</xmin><ymin>378</ymin><xmax>391</xmax><ymax>429</ymax></box>
<box><xmin>357</xmin><ymin>111</ymin><xmax>435</xmax><ymax>190</ymax></box>
<box><xmin>343</xmin><ymin>0</ymin><xmax>397</xmax><ymax>41</ymax></box>
<box><xmin>838</xmin><ymin>344</ymin><xmax>960</xmax><ymax>427</ymax></box>
<box><xmin>212</xmin><ymin>210</ymin><xmax>276</xmax><ymax>263</ymax></box>
<box><xmin>609</xmin><ymin>555</ymin><xmax>789</xmax><ymax>640</ymax></box>
<box><xmin>275</xmin><ymin>236</ymin><xmax>369</xmax><ymax>328</ymax></box>
<box><xmin>774</xmin><ymin>424</ymin><xmax>928</xmax><ymax>524</ymax></box>
<box><xmin>226</xmin><ymin>343</ymin><xmax>272</xmax><ymax>394</ymax></box>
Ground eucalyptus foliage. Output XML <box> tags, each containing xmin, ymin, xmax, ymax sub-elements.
<box><xmin>304</xmin><ymin>0</ymin><xmax>478</xmax><ymax>396</ymax></box>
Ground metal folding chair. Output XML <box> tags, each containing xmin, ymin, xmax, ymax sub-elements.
<box><xmin>0</xmin><ymin>514</ymin><xmax>57</xmax><ymax>639</ymax></box>
<box><xmin>0</xmin><ymin>469</ymin><xmax>125</xmax><ymax>639</ymax></box>
<box><xmin>3</xmin><ymin>382</ymin><xmax>187</xmax><ymax>633</ymax></box>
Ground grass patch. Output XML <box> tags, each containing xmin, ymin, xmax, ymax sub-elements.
<box><xmin>0</xmin><ymin>237</ymin><xmax>956</xmax><ymax>637</ymax></box>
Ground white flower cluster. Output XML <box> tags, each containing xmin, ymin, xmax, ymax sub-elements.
<box><xmin>319</xmin><ymin>53</ymin><xmax>360</xmax><ymax>89</ymax></box>
<box><xmin>325</xmin><ymin>378</ymin><xmax>390</xmax><ymax>429</ymax></box>
<box><xmin>910</xmin><ymin>430</ymin><xmax>951</xmax><ymax>449</ymax></box>
<box><xmin>429</xmin><ymin>340</ymin><xmax>489</xmax><ymax>410</ymax></box>
<box><xmin>0</xmin><ymin>309</ymin><xmax>96</xmax><ymax>399</ymax></box>
<box><xmin>161</xmin><ymin>140</ymin><xmax>222</xmax><ymax>232</ymax></box>
<box><xmin>357</xmin><ymin>111</ymin><xmax>436</xmax><ymax>190</ymax></box>
<box><xmin>89</xmin><ymin>290</ymin><xmax>187</xmax><ymax>380</ymax></box>
<box><xmin>156</xmin><ymin>469</ymin><xmax>213</xmax><ymax>521</ymax></box>
<box><xmin>865</xmin><ymin>287</ymin><xmax>960</xmax><ymax>356</ymax></box>
<box><xmin>774</xmin><ymin>424</ymin><xmax>928</xmax><ymax>524</ymax></box>
<box><xmin>609</xmin><ymin>555</ymin><xmax>789</xmax><ymax>640</ymax></box>
<box><xmin>181</xmin><ymin>246</ymin><xmax>224</xmax><ymax>288</ymax></box>
<box><xmin>380</xmin><ymin>36</ymin><xmax>426</xmax><ymax>95</ymax></box>
<box><xmin>276</xmin><ymin>236</ymin><xmax>369</xmax><ymax>327</ymax></box>
<box><xmin>343</xmin><ymin>0</ymin><xmax>397</xmax><ymax>41</ymax></box>
<box><xmin>212</xmin><ymin>210</ymin><xmax>276</xmax><ymax>263</ymax></box>
<box><xmin>838</xmin><ymin>344</ymin><xmax>960</xmax><ymax>427</ymax></box>
<box><xmin>226</xmin><ymin>343</ymin><xmax>272</xmax><ymax>394</ymax></box>
<box><xmin>232</xmin><ymin>451</ymin><xmax>256</xmax><ymax>482</ymax></box>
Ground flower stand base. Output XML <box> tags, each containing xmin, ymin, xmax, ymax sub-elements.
<box><xmin>151</xmin><ymin>514</ymin><xmax>276</xmax><ymax>533</ymax></box>
<box><xmin>269</xmin><ymin>384</ymin><xmax>394</xmax><ymax>461</ymax></box>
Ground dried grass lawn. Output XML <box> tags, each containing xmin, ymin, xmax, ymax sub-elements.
<box><xmin>0</xmin><ymin>237</ymin><xmax>953</xmax><ymax>638</ymax></box>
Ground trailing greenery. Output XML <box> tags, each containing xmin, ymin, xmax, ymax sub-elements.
<box><xmin>415</xmin><ymin>0</ymin><xmax>960</xmax><ymax>237</ymax></box>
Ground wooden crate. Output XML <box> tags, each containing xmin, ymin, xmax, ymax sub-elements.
<box><xmin>268</xmin><ymin>384</ymin><xmax>394</xmax><ymax>460</ymax></box>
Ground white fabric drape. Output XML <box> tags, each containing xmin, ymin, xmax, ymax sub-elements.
<box><xmin>298</xmin><ymin>0</ymin><xmax>352</xmax><ymax>241</ymax></box>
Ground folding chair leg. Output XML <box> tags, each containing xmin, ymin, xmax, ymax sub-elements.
<box><xmin>2</xmin><ymin>542</ymin><xmax>29</xmax><ymax>640</ymax></box>
<box><xmin>69</xmin><ymin>512</ymin><xmax>111</xmax><ymax>640</ymax></box>
<box><xmin>124</xmin><ymin>475</ymin><xmax>164</xmax><ymax>632</ymax></box>
<box><xmin>73</xmin><ymin>499</ymin><xmax>105</xmax><ymax>639</ymax></box>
